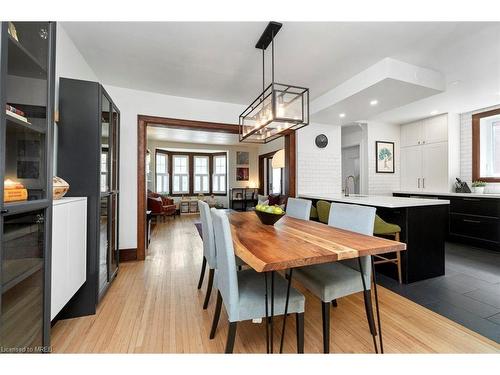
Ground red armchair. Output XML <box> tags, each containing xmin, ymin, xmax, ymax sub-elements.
<box><xmin>147</xmin><ymin>191</ymin><xmax>177</xmax><ymax>221</ymax></box>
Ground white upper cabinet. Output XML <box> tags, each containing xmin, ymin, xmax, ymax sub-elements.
<box><xmin>401</xmin><ymin>114</ymin><xmax>448</xmax><ymax>147</ymax></box>
<box><xmin>423</xmin><ymin>114</ymin><xmax>448</xmax><ymax>144</ymax></box>
<box><xmin>401</xmin><ymin>121</ymin><xmax>423</xmax><ymax>147</ymax></box>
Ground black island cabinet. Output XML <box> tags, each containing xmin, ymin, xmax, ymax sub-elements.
<box><xmin>0</xmin><ymin>21</ymin><xmax>56</xmax><ymax>352</ymax></box>
<box><xmin>57</xmin><ymin>78</ymin><xmax>120</xmax><ymax>319</ymax></box>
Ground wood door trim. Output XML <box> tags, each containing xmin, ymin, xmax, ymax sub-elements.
<box><xmin>137</xmin><ymin>115</ymin><xmax>296</xmax><ymax>261</ymax></box>
<box><xmin>472</xmin><ymin>108</ymin><xmax>500</xmax><ymax>183</ymax></box>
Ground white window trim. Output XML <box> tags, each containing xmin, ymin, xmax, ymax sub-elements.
<box><xmin>193</xmin><ymin>155</ymin><xmax>210</xmax><ymax>194</ymax></box>
<box><xmin>212</xmin><ymin>155</ymin><xmax>227</xmax><ymax>194</ymax></box>
<box><xmin>155</xmin><ymin>152</ymin><xmax>169</xmax><ymax>194</ymax></box>
<box><xmin>172</xmin><ymin>155</ymin><xmax>190</xmax><ymax>194</ymax></box>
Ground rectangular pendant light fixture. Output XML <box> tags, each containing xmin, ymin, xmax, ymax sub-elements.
<box><xmin>239</xmin><ymin>22</ymin><xmax>310</xmax><ymax>144</ymax></box>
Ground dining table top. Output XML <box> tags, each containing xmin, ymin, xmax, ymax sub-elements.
<box><xmin>227</xmin><ymin>211</ymin><xmax>407</xmax><ymax>272</ymax></box>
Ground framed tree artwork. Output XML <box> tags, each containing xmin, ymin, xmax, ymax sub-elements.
<box><xmin>376</xmin><ymin>141</ymin><xmax>395</xmax><ymax>173</ymax></box>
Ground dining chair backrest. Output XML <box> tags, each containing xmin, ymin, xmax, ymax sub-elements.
<box><xmin>286</xmin><ymin>198</ymin><xmax>312</xmax><ymax>221</ymax></box>
<box><xmin>316</xmin><ymin>200</ymin><xmax>331</xmax><ymax>224</ymax></box>
<box><xmin>211</xmin><ymin>209</ymin><xmax>239</xmax><ymax>320</ymax></box>
<box><xmin>328</xmin><ymin>202</ymin><xmax>376</xmax><ymax>285</ymax></box>
<box><xmin>198</xmin><ymin>200</ymin><xmax>217</xmax><ymax>268</ymax></box>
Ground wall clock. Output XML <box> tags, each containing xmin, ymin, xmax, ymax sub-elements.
<box><xmin>315</xmin><ymin>134</ymin><xmax>328</xmax><ymax>148</ymax></box>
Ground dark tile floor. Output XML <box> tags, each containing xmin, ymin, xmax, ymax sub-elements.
<box><xmin>377</xmin><ymin>242</ymin><xmax>500</xmax><ymax>343</ymax></box>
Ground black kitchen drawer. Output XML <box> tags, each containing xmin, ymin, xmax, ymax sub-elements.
<box><xmin>449</xmin><ymin>213</ymin><xmax>500</xmax><ymax>243</ymax></box>
<box><xmin>449</xmin><ymin>197</ymin><xmax>500</xmax><ymax>218</ymax></box>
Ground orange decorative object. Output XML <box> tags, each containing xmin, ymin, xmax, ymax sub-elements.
<box><xmin>4</xmin><ymin>179</ymin><xmax>28</xmax><ymax>202</ymax></box>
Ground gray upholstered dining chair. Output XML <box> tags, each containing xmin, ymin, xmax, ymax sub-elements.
<box><xmin>293</xmin><ymin>203</ymin><xmax>377</xmax><ymax>353</ymax></box>
<box><xmin>197</xmin><ymin>200</ymin><xmax>217</xmax><ymax>309</ymax></box>
<box><xmin>286</xmin><ymin>198</ymin><xmax>312</xmax><ymax>221</ymax></box>
<box><xmin>209</xmin><ymin>209</ymin><xmax>306</xmax><ymax>353</ymax></box>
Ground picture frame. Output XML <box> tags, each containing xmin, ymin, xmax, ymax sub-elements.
<box><xmin>236</xmin><ymin>167</ymin><xmax>249</xmax><ymax>181</ymax></box>
<box><xmin>236</xmin><ymin>151</ymin><xmax>249</xmax><ymax>165</ymax></box>
<box><xmin>376</xmin><ymin>141</ymin><xmax>395</xmax><ymax>173</ymax></box>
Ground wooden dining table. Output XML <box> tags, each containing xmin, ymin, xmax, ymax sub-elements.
<box><xmin>225</xmin><ymin>210</ymin><xmax>407</xmax><ymax>354</ymax></box>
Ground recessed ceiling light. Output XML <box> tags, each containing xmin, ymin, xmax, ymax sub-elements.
<box><xmin>339</xmin><ymin>113</ymin><xmax>346</xmax><ymax>118</ymax></box>
<box><xmin>430</xmin><ymin>110</ymin><xmax>438</xmax><ymax>115</ymax></box>
<box><xmin>370</xmin><ymin>100</ymin><xmax>378</xmax><ymax>106</ymax></box>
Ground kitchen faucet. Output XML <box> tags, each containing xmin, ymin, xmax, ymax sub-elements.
<box><xmin>344</xmin><ymin>175</ymin><xmax>355</xmax><ymax>197</ymax></box>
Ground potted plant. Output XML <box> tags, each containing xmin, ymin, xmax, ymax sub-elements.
<box><xmin>472</xmin><ymin>180</ymin><xmax>486</xmax><ymax>194</ymax></box>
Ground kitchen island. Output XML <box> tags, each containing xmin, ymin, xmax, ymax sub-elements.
<box><xmin>300</xmin><ymin>194</ymin><xmax>450</xmax><ymax>283</ymax></box>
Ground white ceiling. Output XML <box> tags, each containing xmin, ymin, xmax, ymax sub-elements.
<box><xmin>147</xmin><ymin>125</ymin><xmax>245</xmax><ymax>145</ymax></box>
<box><xmin>62</xmin><ymin>22</ymin><xmax>500</xmax><ymax>125</ymax></box>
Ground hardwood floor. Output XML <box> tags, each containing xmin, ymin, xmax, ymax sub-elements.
<box><xmin>51</xmin><ymin>215</ymin><xmax>500</xmax><ymax>353</ymax></box>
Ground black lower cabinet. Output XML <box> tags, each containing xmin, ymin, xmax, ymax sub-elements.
<box><xmin>394</xmin><ymin>193</ymin><xmax>500</xmax><ymax>251</ymax></box>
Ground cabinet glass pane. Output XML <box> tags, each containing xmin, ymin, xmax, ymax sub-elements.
<box><xmin>99</xmin><ymin>197</ymin><xmax>109</xmax><ymax>293</ymax></box>
<box><xmin>100</xmin><ymin>95</ymin><xmax>111</xmax><ymax>193</ymax></box>
<box><xmin>4</xmin><ymin>22</ymin><xmax>49</xmax><ymax>203</ymax></box>
<box><xmin>1</xmin><ymin>210</ymin><xmax>44</xmax><ymax>351</ymax></box>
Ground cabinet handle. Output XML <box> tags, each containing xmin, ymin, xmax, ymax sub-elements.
<box><xmin>463</xmin><ymin>219</ymin><xmax>481</xmax><ymax>224</ymax></box>
<box><xmin>417</xmin><ymin>178</ymin><xmax>420</xmax><ymax>188</ymax></box>
<box><xmin>422</xmin><ymin>178</ymin><xmax>425</xmax><ymax>189</ymax></box>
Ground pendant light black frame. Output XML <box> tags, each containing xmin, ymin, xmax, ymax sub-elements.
<box><xmin>239</xmin><ymin>22</ymin><xmax>310</xmax><ymax>144</ymax></box>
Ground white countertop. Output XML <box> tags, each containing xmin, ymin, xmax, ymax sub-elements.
<box><xmin>300</xmin><ymin>194</ymin><xmax>450</xmax><ymax>208</ymax></box>
<box><xmin>393</xmin><ymin>190</ymin><xmax>500</xmax><ymax>199</ymax></box>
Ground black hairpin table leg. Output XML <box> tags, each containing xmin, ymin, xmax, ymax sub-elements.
<box><xmin>371</xmin><ymin>256</ymin><xmax>384</xmax><ymax>354</ymax></box>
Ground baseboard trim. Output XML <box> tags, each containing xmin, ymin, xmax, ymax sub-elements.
<box><xmin>120</xmin><ymin>248</ymin><xmax>138</xmax><ymax>262</ymax></box>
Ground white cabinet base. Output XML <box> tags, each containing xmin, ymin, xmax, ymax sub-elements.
<box><xmin>51</xmin><ymin>197</ymin><xmax>87</xmax><ymax>320</ymax></box>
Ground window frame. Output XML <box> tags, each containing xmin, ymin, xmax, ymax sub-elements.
<box><xmin>153</xmin><ymin>150</ymin><xmax>227</xmax><ymax>196</ymax></box>
<box><xmin>472</xmin><ymin>108</ymin><xmax>500</xmax><ymax>182</ymax></box>
<box><xmin>154</xmin><ymin>149</ymin><xmax>170</xmax><ymax>194</ymax></box>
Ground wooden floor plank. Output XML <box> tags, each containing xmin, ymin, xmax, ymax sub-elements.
<box><xmin>51</xmin><ymin>215</ymin><xmax>500</xmax><ymax>353</ymax></box>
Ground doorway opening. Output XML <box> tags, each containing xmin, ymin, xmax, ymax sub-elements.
<box><xmin>136</xmin><ymin>115</ymin><xmax>296</xmax><ymax>261</ymax></box>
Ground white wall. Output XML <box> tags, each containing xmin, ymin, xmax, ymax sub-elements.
<box><xmin>103</xmin><ymin>85</ymin><xmax>245</xmax><ymax>249</ymax></box>
<box><xmin>146</xmin><ymin>139</ymin><xmax>259</xmax><ymax>207</ymax></box>
<box><xmin>296</xmin><ymin>123</ymin><xmax>342</xmax><ymax>196</ymax></box>
<box><xmin>366</xmin><ymin>121</ymin><xmax>401</xmax><ymax>195</ymax></box>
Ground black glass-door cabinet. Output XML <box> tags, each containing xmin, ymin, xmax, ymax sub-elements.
<box><xmin>57</xmin><ymin>78</ymin><xmax>120</xmax><ymax>318</ymax></box>
<box><xmin>0</xmin><ymin>22</ymin><xmax>56</xmax><ymax>352</ymax></box>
